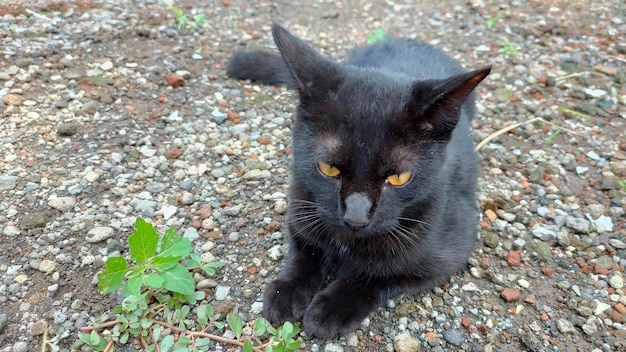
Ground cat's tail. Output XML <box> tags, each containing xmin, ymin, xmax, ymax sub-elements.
<box><xmin>226</xmin><ymin>50</ymin><xmax>294</xmax><ymax>87</ymax></box>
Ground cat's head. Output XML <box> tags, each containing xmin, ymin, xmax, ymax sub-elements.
<box><xmin>272</xmin><ymin>24</ymin><xmax>490</xmax><ymax>238</ymax></box>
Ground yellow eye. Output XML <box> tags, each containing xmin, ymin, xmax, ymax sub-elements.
<box><xmin>386</xmin><ymin>171</ymin><xmax>412</xmax><ymax>186</ymax></box>
<box><xmin>318</xmin><ymin>162</ymin><xmax>341</xmax><ymax>177</ymax></box>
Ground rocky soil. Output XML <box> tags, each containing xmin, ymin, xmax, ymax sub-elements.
<box><xmin>0</xmin><ymin>0</ymin><xmax>625</xmax><ymax>351</ymax></box>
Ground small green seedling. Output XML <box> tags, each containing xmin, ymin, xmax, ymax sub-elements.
<box><xmin>170</xmin><ymin>7</ymin><xmax>208</xmax><ymax>30</ymax></box>
<box><xmin>367</xmin><ymin>28</ymin><xmax>387</xmax><ymax>43</ymax></box>
<box><xmin>484</xmin><ymin>14</ymin><xmax>502</xmax><ymax>29</ymax></box>
<box><xmin>41</xmin><ymin>327</ymin><xmax>70</xmax><ymax>352</ymax></box>
<box><xmin>72</xmin><ymin>218</ymin><xmax>301</xmax><ymax>351</ymax></box>
<box><xmin>544</xmin><ymin>127</ymin><xmax>563</xmax><ymax>145</ymax></box>
<box><xmin>498</xmin><ymin>41</ymin><xmax>519</xmax><ymax>56</ymax></box>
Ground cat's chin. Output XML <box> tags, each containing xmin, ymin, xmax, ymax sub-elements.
<box><xmin>338</xmin><ymin>227</ymin><xmax>378</xmax><ymax>240</ymax></box>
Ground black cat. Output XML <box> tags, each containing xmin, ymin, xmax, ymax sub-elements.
<box><xmin>227</xmin><ymin>24</ymin><xmax>490</xmax><ymax>339</ymax></box>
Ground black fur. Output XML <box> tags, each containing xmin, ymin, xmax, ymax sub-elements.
<box><xmin>228</xmin><ymin>24</ymin><xmax>490</xmax><ymax>339</ymax></box>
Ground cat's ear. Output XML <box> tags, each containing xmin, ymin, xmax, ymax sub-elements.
<box><xmin>409</xmin><ymin>66</ymin><xmax>491</xmax><ymax>137</ymax></box>
<box><xmin>272</xmin><ymin>23</ymin><xmax>342</xmax><ymax>99</ymax></box>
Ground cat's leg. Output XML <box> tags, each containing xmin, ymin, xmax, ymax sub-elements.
<box><xmin>263</xmin><ymin>244</ymin><xmax>324</xmax><ymax>324</ymax></box>
<box><xmin>302</xmin><ymin>276</ymin><xmax>382</xmax><ymax>339</ymax></box>
<box><xmin>302</xmin><ymin>275</ymin><xmax>448</xmax><ymax>339</ymax></box>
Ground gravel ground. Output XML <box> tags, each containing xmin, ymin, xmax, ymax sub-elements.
<box><xmin>1</xmin><ymin>0</ymin><xmax>625</xmax><ymax>351</ymax></box>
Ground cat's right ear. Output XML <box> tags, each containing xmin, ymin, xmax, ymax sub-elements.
<box><xmin>272</xmin><ymin>24</ymin><xmax>342</xmax><ymax>100</ymax></box>
<box><xmin>408</xmin><ymin>66</ymin><xmax>491</xmax><ymax>139</ymax></box>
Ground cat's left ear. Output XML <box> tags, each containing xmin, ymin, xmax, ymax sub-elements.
<box><xmin>410</xmin><ymin>66</ymin><xmax>491</xmax><ymax>136</ymax></box>
<box><xmin>272</xmin><ymin>24</ymin><xmax>343</xmax><ymax>100</ymax></box>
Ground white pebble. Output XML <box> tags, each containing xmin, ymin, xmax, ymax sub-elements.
<box><xmin>38</xmin><ymin>260</ymin><xmax>57</xmax><ymax>274</ymax></box>
<box><xmin>609</xmin><ymin>274</ymin><xmax>624</xmax><ymax>290</ymax></box>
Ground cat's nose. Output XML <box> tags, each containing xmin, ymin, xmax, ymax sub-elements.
<box><xmin>343</xmin><ymin>192</ymin><xmax>372</xmax><ymax>230</ymax></box>
<box><xmin>343</xmin><ymin>216</ymin><xmax>370</xmax><ymax>230</ymax></box>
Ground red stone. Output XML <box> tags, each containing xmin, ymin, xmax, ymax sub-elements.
<box><xmin>609</xmin><ymin>309</ymin><xmax>623</xmax><ymax>323</ymax></box>
<box><xmin>266</xmin><ymin>220</ymin><xmax>281</xmax><ymax>233</ymax></box>
<box><xmin>425</xmin><ymin>332</ymin><xmax>439</xmax><ymax>339</ymax></box>
<box><xmin>461</xmin><ymin>316</ymin><xmax>471</xmax><ymax>328</ymax></box>
<box><xmin>195</xmin><ymin>205</ymin><xmax>212</xmax><ymax>219</ymax></box>
<box><xmin>165</xmin><ymin>73</ymin><xmax>185</xmax><ymax>87</ymax></box>
<box><xmin>524</xmin><ymin>295</ymin><xmax>537</xmax><ymax>304</ymax></box>
<box><xmin>257</xmin><ymin>135</ymin><xmax>271</xmax><ymax>145</ymax></box>
<box><xmin>507</xmin><ymin>250</ymin><xmax>522</xmax><ymax>266</ymax></box>
<box><xmin>594</xmin><ymin>264</ymin><xmax>610</xmax><ymax>275</ymax></box>
<box><xmin>500</xmin><ymin>288</ymin><xmax>521</xmax><ymax>302</ymax></box>
<box><xmin>165</xmin><ymin>147</ymin><xmax>183</xmax><ymax>159</ymax></box>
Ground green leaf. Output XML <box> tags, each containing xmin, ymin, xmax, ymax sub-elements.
<box><xmin>214</xmin><ymin>321</ymin><xmax>225</xmax><ymax>329</ymax></box>
<box><xmin>253</xmin><ymin>317</ymin><xmax>266</xmax><ymax>336</ymax></box>
<box><xmin>144</xmin><ymin>272</ymin><xmax>165</xmax><ymax>289</ymax></box>
<box><xmin>121</xmin><ymin>294</ymin><xmax>147</xmax><ymax>313</ymax></box>
<box><xmin>159</xmin><ymin>226</ymin><xmax>191</xmax><ymax>258</ymax></box>
<box><xmin>179</xmin><ymin>304</ymin><xmax>191</xmax><ymax>317</ymax></box>
<box><xmin>227</xmin><ymin>312</ymin><xmax>243</xmax><ymax>339</ymax></box>
<box><xmin>201</xmin><ymin>261</ymin><xmax>225</xmax><ymax>276</ymax></box>
<box><xmin>152</xmin><ymin>255</ymin><xmax>181</xmax><ymax>271</ymax></box>
<box><xmin>366</xmin><ymin>28</ymin><xmax>387</xmax><ymax>43</ymax></box>
<box><xmin>89</xmin><ymin>330</ymin><xmax>101</xmax><ymax>345</ymax></box>
<box><xmin>197</xmin><ymin>304</ymin><xmax>213</xmax><ymax>326</ymax></box>
<box><xmin>281</xmin><ymin>321</ymin><xmax>293</xmax><ymax>338</ymax></box>
<box><xmin>195</xmin><ymin>338</ymin><xmax>211</xmax><ymax>347</ymax></box>
<box><xmin>183</xmin><ymin>253</ymin><xmax>201</xmax><ymax>267</ymax></box>
<box><xmin>286</xmin><ymin>341</ymin><xmax>302</xmax><ymax>350</ymax></box>
<box><xmin>140</xmin><ymin>318</ymin><xmax>152</xmax><ymax>329</ymax></box>
<box><xmin>129</xmin><ymin>218</ymin><xmax>159</xmax><ymax>264</ymax></box>
<box><xmin>120</xmin><ymin>332</ymin><xmax>129</xmax><ymax>344</ymax></box>
<box><xmin>78</xmin><ymin>332</ymin><xmax>92</xmax><ymax>346</ymax></box>
<box><xmin>243</xmin><ymin>340</ymin><xmax>254</xmax><ymax>352</ymax></box>
<box><xmin>152</xmin><ymin>325</ymin><xmax>161</xmax><ymax>342</ymax></box>
<box><xmin>159</xmin><ymin>335</ymin><xmax>174</xmax><ymax>352</ymax></box>
<box><xmin>288</xmin><ymin>323</ymin><xmax>300</xmax><ymax>338</ymax></box>
<box><xmin>203</xmin><ymin>261</ymin><xmax>225</xmax><ymax>268</ymax></box>
<box><xmin>97</xmin><ymin>256</ymin><xmax>128</xmax><ymax>293</ymax></box>
<box><xmin>191</xmin><ymin>290</ymin><xmax>205</xmax><ymax>301</ymax></box>
<box><xmin>123</xmin><ymin>274</ymin><xmax>143</xmax><ymax>296</ymax></box>
<box><xmin>544</xmin><ymin>127</ymin><xmax>563</xmax><ymax>146</ymax></box>
<box><xmin>161</xmin><ymin>264</ymin><xmax>195</xmax><ymax>295</ymax></box>
<box><xmin>173</xmin><ymin>336</ymin><xmax>192</xmax><ymax>350</ymax></box>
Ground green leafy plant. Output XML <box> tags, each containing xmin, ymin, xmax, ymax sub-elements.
<box><xmin>544</xmin><ymin>127</ymin><xmax>563</xmax><ymax>145</ymax></box>
<box><xmin>617</xmin><ymin>179</ymin><xmax>626</xmax><ymax>191</ymax></box>
<box><xmin>484</xmin><ymin>14</ymin><xmax>501</xmax><ymax>29</ymax></box>
<box><xmin>367</xmin><ymin>28</ymin><xmax>387</xmax><ymax>43</ymax></box>
<box><xmin>42</xmin><ymin>327</ymin><xmax>70</xmax><ymax>352</ymax></box>
<box><xmin>498</xmin><ymin>41</ymin><xmax>519</xmax><ymax>56</ymax></box>
<box><xmin>72</xmin><ymin>218</ymin><xmax>301</xmax><ymax>352</ymax></box>
<box><xmin>170</xmin><ymin>7</ymin><xmax>208</xmax><ymax>30</ymax></box>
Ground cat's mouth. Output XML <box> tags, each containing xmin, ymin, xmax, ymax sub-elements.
<box><xmin>338</xmin><ymin>225</ymin><xmax>378</xmax><ymax>240</ymax></box>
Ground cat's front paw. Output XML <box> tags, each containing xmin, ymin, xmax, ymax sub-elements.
<box><xmin>263</xmin><ymin>279</ymin><xmax>318</xmax><ymax>324</ymax></box>
<box><xmin>302</xmin><ymin>283</ymin><xmax>380</xmax><ymax>339</ymax></box>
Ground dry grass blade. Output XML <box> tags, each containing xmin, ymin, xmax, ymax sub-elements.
<box><xmin>475</xmin><ymin>117</ymin><xmax>541</xmax><ymax>151</ymax></box>
<box><xmin>476</xmin><ymin>105</ymin><xmax>589</xmax><ymax>152</ymax></box>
